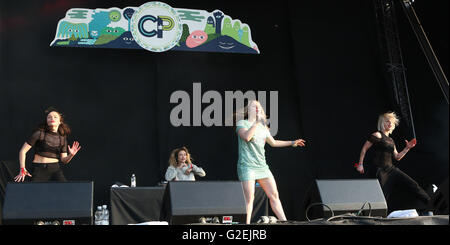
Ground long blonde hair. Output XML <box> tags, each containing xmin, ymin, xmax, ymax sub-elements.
<box><xmin>231</xmin><ymin>100</ymin><xmax>268</xmax><ymax>127</ymax></box>
<box><xmin>377</xmin><ymin>111</ymin><xmax>399</xmax><ymax>134</ymax></box>
<box><xmin>168</xmin><ymin>146</ymin><xmax>193</xmax><ymax>167</ymax></box>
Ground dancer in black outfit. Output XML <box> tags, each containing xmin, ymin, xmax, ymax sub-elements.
<box><xmin>14</xmin><ymin>107</ymin><xmax>81</xmax><ymax>182</ymax></box>
<box><xmin>356</xmin><ymin>112</ymin><xmax>430</xmax><ymax>212</ymax></box>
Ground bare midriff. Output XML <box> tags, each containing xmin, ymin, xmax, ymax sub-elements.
<box><xmin>33</xmin><ymin>154</ymin><xmax>59</xmax><ymax>163</ymax></box>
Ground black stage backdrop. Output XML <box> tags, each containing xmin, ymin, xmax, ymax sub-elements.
<box><xmin>0</xmin><ymin>0</ymin><xmax>448</xmax><ymax>221</ymax></box>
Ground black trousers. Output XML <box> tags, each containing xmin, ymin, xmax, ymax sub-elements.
<box><xmin>31</xmin><ymin>163</ymin><xmax>67</xmax><ymax>182</ymax></box>
<box><xmin>377</xmin><ymin>165</ymin><xmax>430</xmax><ymax>211</ymax></box>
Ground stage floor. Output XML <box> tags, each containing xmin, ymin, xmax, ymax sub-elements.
<box><xmin>185</xmin><ymin>215</ymin><xmax>449</xmax><ymax>225</ymax></box>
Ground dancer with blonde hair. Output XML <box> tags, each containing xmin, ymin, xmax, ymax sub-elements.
<box><xmin>356</xmin><ymin>112</ymin><xmax>430</xmax><ymax>211</ymax></box>
<box><xmin>234</xmin><ymin>100</ymin><xmax>306</xmax><ymax>224</ymax></box>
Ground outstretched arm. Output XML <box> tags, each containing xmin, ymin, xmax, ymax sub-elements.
<box><xmin>266</xmin><ymin>134</ymin><xmax>306</xmax><ymax>148</ymax></box>
<box><xmin>393</xmin><ymin>138</ymin><xmax>416</xmax><ymax>161</ymax></box>
<box><xmin>61</xmin><ymin>141</ymin><xmax>81</xmax><ymax>164</ymax></box>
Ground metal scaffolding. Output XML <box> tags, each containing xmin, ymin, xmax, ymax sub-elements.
<box><xmin>373</xmin><ymin>0</ymin><xmax>416</xmax><ymax>138</ymax></box>
<box><xmin>399</xmin><ymin>0</ymin><xmax>449</xmax><ymax>104</ymax></box>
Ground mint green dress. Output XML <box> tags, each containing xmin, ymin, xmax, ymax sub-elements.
<box><xmin>236</xmin><ymin>120</ymin><xmax>273</xmax><ymax>181</ymax></box>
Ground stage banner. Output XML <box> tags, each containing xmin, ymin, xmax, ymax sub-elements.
<box><xmin>50</xmin><ymin>1</ymin><xmax>260</xmax><ymax>54</ymax></box>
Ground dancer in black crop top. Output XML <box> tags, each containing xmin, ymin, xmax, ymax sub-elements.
<box><xmin>14</xmin><ymin>107</ymin><xmax>81</xmax><ymax>182</ymax></box>
<box><xmin>356</xmin><ymin>112</ymin><xmax>430</xmax><ymax>212</ymax></box>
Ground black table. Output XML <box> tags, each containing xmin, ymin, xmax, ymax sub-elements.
<box><xmin>110</xmin><ymin>185</ymin><xmax>268</xmax><ymax>225</ymax></box>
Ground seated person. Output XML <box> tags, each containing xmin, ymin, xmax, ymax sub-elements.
<box><xmin>165</xmin><ymin>146</ymin><xmax>206</xmax><ymax>181</ymax></box>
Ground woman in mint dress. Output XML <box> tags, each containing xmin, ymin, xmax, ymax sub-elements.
<box><xmin>235</xmin><ymin>100</ymin><xmax>306</xmax><ymax>224</ymax></box>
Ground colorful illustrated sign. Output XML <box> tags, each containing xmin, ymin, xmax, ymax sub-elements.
<box><xmin>50</xmin><ymin>1</ymin><xmax>259</xmax><ymax>54</ymax></box>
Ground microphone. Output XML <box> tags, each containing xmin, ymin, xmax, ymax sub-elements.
<box><xmin>257</xmin><ymin>113</ymin><xmax>266</xmax><ymax>126</ymax></box>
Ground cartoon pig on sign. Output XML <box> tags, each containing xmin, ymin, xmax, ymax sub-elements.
<box><xmin>186</xmin><ymin>30</ymin><xmax>208</xmax><ymax>48</ymax></box>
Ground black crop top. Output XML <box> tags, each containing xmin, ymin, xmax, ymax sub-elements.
<box><xmin>26</xmin><ymin>129</ymin><xmax>67</xmax><ymax>159</ymax></box>
<box><xmin>367</xmin><ymin>132</ymin><xmax>395</xmax><ymax>169</ymax></box>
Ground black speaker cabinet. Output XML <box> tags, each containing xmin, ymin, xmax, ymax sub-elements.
<box><xmin>2</xmin><ymin>182</ymin><xmax>93</xmax><ymax>225</ymax></box>
<box><xmin>162</xmin><ymin>181</ymin><xmax>246</xmax><ymax>224</ymax></box>
<box><xmin>305</xmin><ymin>179</ymin><xmax>387</xmax><ymax>219</ymax></box>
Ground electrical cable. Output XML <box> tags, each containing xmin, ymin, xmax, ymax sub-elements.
<box><xmin>356</xmin><ymin>201</ymin><xmax>372</xmax><ymax>217</ymax></box>
<box><xmin>305</xmin><ymin>202</ymin><xmax>335</xmax><ymax>222</ymax></box>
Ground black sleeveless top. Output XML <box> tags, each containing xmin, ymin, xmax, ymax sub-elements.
<box><xmin>26</xmin><ymin>129</ymin><xmax>67</xmax><ymax>159</ymax></box>
<box><xmin>367</xmin><ymin>132</ymin><xmax>395</xmax><ymax>170</ymax></box>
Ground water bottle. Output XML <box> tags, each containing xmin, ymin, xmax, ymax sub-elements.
<box><xmin>102</xmin><ymin>205</ymin><xmax>109</xmax><ymax>225</ymax></box>
<box><xmin>94</xmin><ymin>206</ymin><xmax>102</xmax><ymax>225</ymax></box>
<box><xmin>131</xmin><ymin>174</ymin><xmax>136</xmax><ymax>187</ymax></box>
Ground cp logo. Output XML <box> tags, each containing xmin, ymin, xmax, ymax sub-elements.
<box><xmin>138</xmin><ymin>15</ymin><xmax>175</xmax><ymax>38</ymax></box>
<box><xmin>131</xmin><ymin>2</ymin><xmax>182</xmax><ymax>52</ymax></box>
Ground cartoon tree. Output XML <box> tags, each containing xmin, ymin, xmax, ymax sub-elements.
<box><xmin>179</xmin><ymin>24</ymin><xmax>190</xmax><ymax>44</ymax></box>
<box><xmin>221</xmin><ymin>17</ymin><xmax>233</xmax><ymax>37</ymax></box>
<box><xmin>241</xmin><ymin>26</ymin><xmax>251</xmax><ymax>47</ymax></box>
<box><xmin>231</xmin><ymin>21</ymin><xmax>241</xmax><ymax>41</ymax></box>
<box><xmin>204</xmin><ymin>16</ymin><xmax>215</xmax><ymax>35</ymax></box>
<box><xmin>123</xmin><ymin>8</ymin><xmax>135</xmax><ymax>31</ymax></box>
<box><xmin>213</xmin><ymin>11</ymin><xmax>224</xmax><ymax>35</ymax></box>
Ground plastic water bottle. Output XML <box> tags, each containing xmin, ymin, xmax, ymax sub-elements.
<box><xmin>94</xmin><ymin>206</ymin><xmax>102</xmax><ymax>225</ymax></box>
<box><xmin>131</xmin><ymin>174</ymin><xmax>136</xmax><ymax>187</ymax></box>
<box><xmin>102</xmin><ymin>205</ymin><xmax>109</xmax><ymax>225</ymax></box>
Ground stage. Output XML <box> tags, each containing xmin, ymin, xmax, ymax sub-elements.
<box><xmin>0</xmin><ymin>2</ymin><xmax>448</xmax><ymax>237</ymax></box>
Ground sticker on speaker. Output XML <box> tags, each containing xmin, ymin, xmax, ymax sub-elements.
<box><xmin>222</xmin><ymin>216</ymin><xmax>233</xmax><ymax>224</ymax></box>
<box><xmin>63</xmin><ymin>220</ymin><xmax>75</xmax><ymax>225</ymax></box>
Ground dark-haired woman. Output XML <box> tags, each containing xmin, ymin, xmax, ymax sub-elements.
<box><xmin>14</xmin><ymin>107</ymin><xmax>81</xmax><ymax>182</ymax></box>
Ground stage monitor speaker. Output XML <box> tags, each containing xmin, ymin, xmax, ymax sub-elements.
<box><xmin>2</xmin><ymin>182</ymin><xmax>93</xmax><ymax>225</ymax></box>
<box><xmin>162</xmin><ymin>181</ymin><xmax>246</xmax><ymax>224</ymax></box>
<box><xmin>305</xmin><ymin>179</ymin><xmax>387</xmax><ymax>220</ymax></box>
